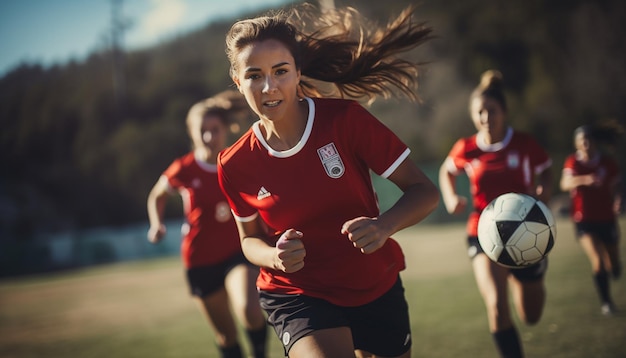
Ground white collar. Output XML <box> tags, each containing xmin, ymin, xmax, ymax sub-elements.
<box><xmin>252</xmin><ymin>97</ymin><xmax>315</xmax><ymax>158</ymax></box>
<box><xmin>476</xmin><ymin>127</ymin><xmax>513</xmax><ymax>152</ymax></box>
<box><xmin>193</xmin><ymin>151</ymin><xmax>217</xmax><ymax>172</ymax></box>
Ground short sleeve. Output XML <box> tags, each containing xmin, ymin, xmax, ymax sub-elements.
<box><xmin>162</xmin><ymin>158</ymin><xmax>184</xmax><ymax>189</ymax></box>
<box><xmin>344</xmin><ymin>101</ymin><xmax>410</xmax><ymax>178</ymax></box>
<box><xmin>217</xmin><ymin>152</ymin><xmax>258</xmax><ymax>222</ymax></box>
<box><xmin>561</xmin><ymin>155</ymin><xmax>576</xmax><ymax>175</ymax></box>
<box><xmin>445</xmin><ymin>139</ymin><xmax>468</xmax><ymax>175</ymax></box>
<box><xmin>526</xmin><ymin>137</ymin><xmax>552</xmax><ymax>174</ymax></box>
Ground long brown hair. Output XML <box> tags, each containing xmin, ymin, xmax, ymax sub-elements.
<box><xmin>574</xmin><ymin>119</ymin><xmax>624</xmax><ymax>152</ymax></box>
<box><xmin>225</xmin><ymin>3</ymin><xmax>433</xmax><ymax>103</ymax></box>
<box><xmin>186</xmin><ymin>90</ymin><xmax>251</xmax><ymax>139</ymax></box>
<box><xmin>469</xmin><ymin>69</ymin><xmax>507</xmax><ymax>113</ymax></box>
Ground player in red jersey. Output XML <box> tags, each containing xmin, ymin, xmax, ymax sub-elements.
<box><xmin>560</xmin><ymin>123</ymin><xmax>623</xmax><ymax>315</ymax></box>
<box><xmin>439</xmin><ymin>70</ymin><xmax>553</xmax><ymax>358</ymax></box>
<box><xmin>147</xmin><ymin>92</ymin><xmax>267</xmax><ymax>358</ymax></box>
<box><xmin>219</xmin><ymin>4</ymin><xmax>439</xmax><ymax>358</ymax></box>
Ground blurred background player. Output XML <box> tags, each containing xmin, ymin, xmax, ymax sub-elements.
<box><xmin>439</xmin><ymin>70</ymin><xmax>553</xmax><ymax>358</ymax></box>
<box><xmin>146</xmin><ymin>91</ymin><xmax>267</xmax><ymax>358</ymax></box>
<box><xmin>559</xmin><ymin>122</ymin><xmax>623</xmax><ymax>315</ymax></box>
<box><xmin>218</xmin><ymin>4</ymin><xmax>439</xmax><ymax>357</ymax></box>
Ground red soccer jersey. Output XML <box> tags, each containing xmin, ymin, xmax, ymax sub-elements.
<box><xmin>218</xmin><ymin>97</ymin><xmax>408</xmax><ymax>307</ymax></box>
<box><xmin>163</xmin><ymin>152</ymin><xmax>241</xmax><ymax>268</ymax></box>
<box><xmin>562</xmin><ymin>152</ymin><xmax>619</xmax><ymax>223</ymax></box>
<box><xmin>443</xmin><ymin>128</ymin><xmax>552</xmax><ymax>236</ymax></box>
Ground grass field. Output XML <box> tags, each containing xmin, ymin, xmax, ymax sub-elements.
<box><xmin>1</xmin><ymin>217</ymin><xmax>625</xmax><ymax>357</ymax></box>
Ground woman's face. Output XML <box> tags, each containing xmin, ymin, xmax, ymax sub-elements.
<box><xmin>574</xmin><ymin>131</ymin><xmax>593</xmax><ymax>153</ymax></box>
<box><xmin>189</xmin><ymin>114</ymin><xmax>227</xmax><ymax>152</ymax></box>
<box><xmin>232</xmin><ymin>39</ymin><xmax>301</xmax><ymax>122</ymax></box>
<box><xmin>470</xmin><ymin>95</ymin><xmax>506</xmax><ymax>140</ymax></box>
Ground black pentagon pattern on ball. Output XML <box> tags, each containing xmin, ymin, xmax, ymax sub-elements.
<box><xmin>524</xmin><ymin>202</ymin><xmax>556</xmax><ymax>257</ymax></box>
<box><xmin>525</xmin><ymin>202</ymin><xmax>550</xmax><ymax>225</ymax></box>
<box><xmin>544</xmin><ymin>229</ymin><xmax>555</xmax><ymax>256</ymax></box>
<box><xmin>493</xmin><ymin>201</ymin><xmax>556</xmax><ymax>267</ymax></box>
<box><xmin>478</xmin><ymin>193</ymin><xmax>558</xmax><ymax>268</ymax></box>
<box><xmin>495</xmin><ymin>220</ymin><xmax>521</xmax><ymax>267</ymax></box>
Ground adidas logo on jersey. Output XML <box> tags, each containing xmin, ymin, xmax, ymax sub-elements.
<box><xmin>257</xmin><ymin>186</ymin><xmax>271</xmax><ymax>200</ymax></box>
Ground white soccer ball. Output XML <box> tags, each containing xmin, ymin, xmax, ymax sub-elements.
<box><xmin>477</xmin><ymin>193</ymin><xmax>556</xmax><ymax>268</ymax></box>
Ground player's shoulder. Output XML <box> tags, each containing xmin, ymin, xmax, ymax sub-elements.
<box><xmin>218</xmin><ymin>127</ymin><xmax>256</xmax><ymax>166</ymax></box>
<box><xmin>508</xmin><ymin>130</ymin><xmax>546</xmax><ymax>151</ymax></box>
<box><xmin>561</xmin><ymin>153</ymin><xmax>577</xmax><ymax>169</ymax></box>
<box><xmin>170</xmin><ymin>151</ymin><xmax>195</xmax><ymax>169</ymax></box>
<box><xmin>312</xmin><ymin>96</ymin><xmax>358</xmax><ymax>108</ymax></box>
<box><xmin>600</xmin><ymin>152</ymin><xmax>618</xmax><ymax>164</ymax></box>
<box><xmin>178</xmin><ymin>151</ymin><xmax>196</xmax><ymax>164</ymax></box>
<box><xmin>454</xmin><ymin>134</ymin><xmax>477</xmax><ymax>150</ymax></box>
<box><xmin>600</xmin><ymin>153</ymin><xmax>620</xmax><ymax>170</ymax></box>
<box><xmin>563</xmin><ymin>152</ymin><xmax>577</xmax><ymax>162</ymax></box>
<box><xmin>510</xmin><ymin>129</ymin><xmax>537</xmax><ymax>143</ymax></box>
<box><xmin>162</xmin><ymin>151</ymin><xmax>195</xmax><ymax>179</ymax></box>
<box><xmin>311</xmin><ymin>97</ymin><xmax>363</xmax><ymax>118</ymax></box>
<box><xmin>445</xmin><ymin>135</ymin><xmax>476</xmax><ymax>161</ymax></box>
<box><xmin>306</xmin><ymin>98</ymin><xmax>370</xmax><ymax>136</ymax></box>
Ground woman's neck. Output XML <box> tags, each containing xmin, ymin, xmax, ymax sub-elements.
<box><xmin>194</xmin><ymin>147</ymin><xmax>216</xmax><ymax>164</ymax></box>
<box><xmin>576</xmin><ymin>148</ymin><xmax>596</xmax><ymax>162</ymax></box>
<box><xmin>260</xmin><ymin>99</ymin><xmax>308</xmax><ymax>151</ymax></box>
<box><xmin>481</xmin><ymin>128</ymin><xmax>507</xmax><ymax>145</ymax></box>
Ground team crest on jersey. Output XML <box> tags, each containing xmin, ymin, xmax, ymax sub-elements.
<box><xmin>507</xmin><ymin>152</ymin><xmax>520</xmax><ymax>169</ymax></box>
<box><xmin>317</xmin><ymin>143</ymin><xmax>345</xmax><ymax>178</ymax></box>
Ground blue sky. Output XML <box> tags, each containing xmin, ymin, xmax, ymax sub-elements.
<box><xmin>0</xmin><ymin>0</ymin><xmax>296</xmax><ymax>77</ymax></box>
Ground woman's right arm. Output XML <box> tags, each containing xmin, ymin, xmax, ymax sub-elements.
<box><xmin>146</xmin><ymin>177</ymin><xmax>171</xmax><ymax>243</ymax></box>
<box><xmin>236</xmin><ymin>218</ymin><xmax>306</xmax><ymax>273</ymax></box>
<box><xmin>439</xmin><ymin>160</ymin><xmax>467</xmax><ymax>215</ymax></box>
<box><xmin>559</xmin><ymin>170</ymin><xmax>596</xmax><ymax>192</ymax></box>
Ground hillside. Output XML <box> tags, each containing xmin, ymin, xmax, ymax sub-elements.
<box><xmin>1</xmin><ymin>0</ymin><xmax>624</xmax><ymax>238</ymax></box>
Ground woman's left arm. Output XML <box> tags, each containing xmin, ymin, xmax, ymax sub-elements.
<box><xmin>536</xmin><ymin>167</ymin><xmax>554</xmax><ymax>204</ymax></box>
<box><xmin>610</xmin><ymin>173</ymin><xmax>622</xmax><ymax>215</ymax></box>
<box><xmin>342</xmin><ymin>158</ymin><xmax>439</xmax><ymax>254</ymax></box>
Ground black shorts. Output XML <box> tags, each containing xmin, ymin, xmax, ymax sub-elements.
<box><xmin>575</xmin><ymin>221</ymin><xmax>619</xmax><ymax>244</ymax></box>
<box><xmin>186</xmin><ymin>253</ymin><xmax>252</xmax><ymax>298</ymax></box>
<box><xmin>467</xmin><ymin>236</ymin><xmax>548</xmax><ymax>282</ymax></box>
<box><xmin>259</xmin><ymin>276</ymin><xmax>411</xmax><ymax>356</ymax></box>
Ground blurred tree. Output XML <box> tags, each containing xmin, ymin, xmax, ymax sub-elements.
<box><xmin>0</xmin><ymin>0</ymin><xmax>624</xmax><ymax>236</ymax></box>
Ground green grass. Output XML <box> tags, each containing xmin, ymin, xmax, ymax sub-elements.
<box><xmin>1</xmin><ymin>217</ymin><xmax>625</xmax><ymax>357</ymax></box>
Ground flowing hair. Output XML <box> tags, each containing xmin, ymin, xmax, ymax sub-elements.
<box><xmin>225</xmin><ymin>3</ymin><xmax>433</xmax><ymax>103</ymax></box>
<box><xmin>574</xmin><ymin>119</ymin><xmax>624</xmax><ymax>150</ymax></box>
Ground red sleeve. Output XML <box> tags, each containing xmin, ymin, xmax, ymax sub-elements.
<box><xmin>526</xmin><ymin>135</ymin><xmax>552</xmax><ymax>174</ymax></box>
<box><xmin>344</xmin><ymin>101</ymin><xmax>409</xmax><ymax>178</ymax></box>
<box><xmin>445</xmin><ymin>138</ymin><xmax>468</xmax><ymax>175</ymax></box>
<box><xmin>562</xmin><ymin>154</ymin><xmax>576</xmax><ymax>174</ymax></box>
<box><xmin>162</xmin><ymin>157</ymin><xmax>184</xmax><ymax>189</ymax></box>
<box><xmin>217</xmin><ymin>147</ymin><xmax>258</xmax><ymax>221</ymax></box>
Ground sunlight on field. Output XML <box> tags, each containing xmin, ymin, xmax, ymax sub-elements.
<box><xmin>0</xmin><ymin>261</ymin><xmax>188</xmax><ymax>343</ymax></box>
<box><xmin>394</xmin><ymin>222</ymin><xmax>472</xmax><ymax>279</ymax></box>
<box><xmin>0</xmin><ymin>217</ymin><xmax>625</xmax><ymax>357</ymax></box>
